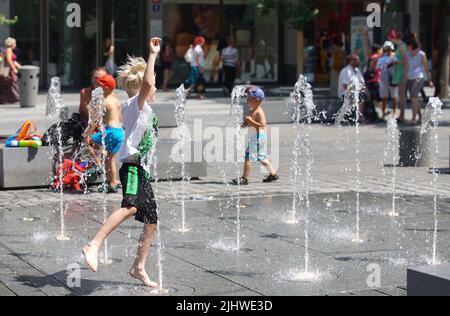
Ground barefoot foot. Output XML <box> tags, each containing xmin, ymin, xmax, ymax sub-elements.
<box><xmin>130</xmin><ymin>268</ymin><xmax>158</xmax><ymax>288</ymax></box>
<box><xmin>82</xmin><ymin>244</ymin><xmax>99</xmax><ymax>273</ymax></box>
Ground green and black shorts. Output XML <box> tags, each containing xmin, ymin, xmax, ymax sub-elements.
<box><xmin>119</xmin><ymin>163</ymin><xmax>158</xmax><ymax>224</ymax></box>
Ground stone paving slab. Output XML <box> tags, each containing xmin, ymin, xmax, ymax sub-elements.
<box><xmin>3</xmin><ymin>94</ymin><xmax>450</xmax><ymax>296</ymax></box>
<box><xmin>0</xmin><ymin>281</ymin><xmax>15</xmax><ymax>296</ymax></box>
<box><xmin>373</xmin><ymin>286</ymin><xmax>408</xmax><ymax>296</ymax></box>
<box><xmin>1</xmin><ymin>191</ymin><xmax>448</xmax><ymax>296</ymax></box>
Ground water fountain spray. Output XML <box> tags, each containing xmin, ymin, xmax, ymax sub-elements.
<box><xmin>335</xmin><ymin>76</ymin><xmax>363</xmax><ymax>243</ymax></box>
<box><xmin>151</xmin><ymin>154</ymin><xmax>169</xmax><ymax>294</ymax></box>
<box><xmin>86</xmin><ymin>87</ymin><xmax>112</xmax><ymax>263</ymax></box>
<box><xmin>230</xmin><ymin>85</ymin><xmax>247</xmax><ymax>251</ymax></box>
<box><xmin>383</xmin><ymin>119</ymin><xmax>400</xmax><ymax>217</ymax></box>
<box><xmin>421</xmin><ymin>97</ymin><xmax>443</xmax><ymax>265</ymax></box>
<box><xmin>288</xmin><ymin>75</ymin><xmax>316</xmax><ymax>224</ymax></box>
<box><xmin>290</xmin><ymin>75</ymin><xmax>317</xmax><ymax>276</ymax></box>
<box><xmin>46</xmin><ymin>77</ymin><xmax>70</xmax><ymax>241</ymax></box>
<box><xmin>139</xmin><ymin>106</ymin><xmax>168</xmax><ymax>294</ymax></box>
<box><xmin>175</xmin><ymin>84</ymin><xmax>190</xmax><ymax>233</ymax></box>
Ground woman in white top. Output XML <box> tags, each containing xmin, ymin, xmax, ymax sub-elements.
<box><xmin>407</xmin><ymin>38</ymin><xmax>433</xmax><ymax>124</ymax></box>
<box><xmin>377</xmin><ymin>41</ymin><xmax>398</xmax><ymax>118</ymax></box>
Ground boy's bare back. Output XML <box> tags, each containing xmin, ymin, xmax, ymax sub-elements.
<box><xmin>104</xmin><ymin>93</ymin><xmax>122</xmax><ymax>128</ymax></box>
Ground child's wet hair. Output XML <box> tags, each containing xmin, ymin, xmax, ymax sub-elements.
<box><xmin>116</xmin><ymin>55</ymin><xmax>147</xmax><ymax>91</ymax></box>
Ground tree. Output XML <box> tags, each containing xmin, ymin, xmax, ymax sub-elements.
<box><xmin>251</xmin><ymin>0</ymin><xmax>319</xmax><ymax>75</ymax></box>
<box><xmin>435</xmin><ymin>0</ymin><xmax>449</xmax><ymax>101</ymax></box>
<box><xmin>0</xmin><ymin>15</ymin><xmax>18</xmax><ymax>26</ymax></box>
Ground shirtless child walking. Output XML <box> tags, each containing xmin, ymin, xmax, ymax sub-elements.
<box><xmin>83</xmin><ymin>37</ymin><xmax>162</xmax><ymax>288</ymax></box>
<box><xmin>84</xmin><ymin>74</ymin><xmax>124</xmax><ymax>192</ymax></box>
<box><xmin>233</xmin><ymin>87</ymin><xmax>279</xmax><ymax>185</ymax></box>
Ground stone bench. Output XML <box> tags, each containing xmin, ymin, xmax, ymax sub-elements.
<box><xmin>0</xmin><ymin>146</ymin><xmax>53</xmax><ymax>189</ymax></box>
<box><xmin>407</xmin><ymin>264</ymin><xmax>450</xmax><ymax>296</ymax></box>
<box><xmin>0</xmin><ymin>140</ymin><xmax>207</xmax><ymax>189</ymax></box>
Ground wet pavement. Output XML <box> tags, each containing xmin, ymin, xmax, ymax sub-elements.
<box><xmin>0</xmin><ymin>190</ymin><xmax>449</xmax><ymax>296</ymax></box>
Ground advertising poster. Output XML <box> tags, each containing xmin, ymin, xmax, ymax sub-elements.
<box><xmin>350</xmin><ymin>16</ymin><xmax>373</xmax><ymax>70</ymax></box>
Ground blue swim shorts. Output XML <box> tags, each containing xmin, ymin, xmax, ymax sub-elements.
<box><xmin>245</xmin><ymin>133</ymin><xmax>268</xmax><ymax>162</ymax></box>
<box><xmin>91</xmin><ymin>127</ymin><xmax>124</xmax><ymax>154</ymax></box>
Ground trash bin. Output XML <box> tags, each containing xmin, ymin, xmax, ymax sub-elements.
<box><xmin>399</xmin><ymin>126</ymin><xmax>431</xmax><ymax>167</ymax></box>
<box><xmin>18</xmin><ymin>65</ymin><xmax>40</xmax><ymax>108</ymax></box>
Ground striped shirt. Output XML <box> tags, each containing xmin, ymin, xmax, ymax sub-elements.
<box><xmin>221</xmin><ymin>46</ymin><xmax>238</xmax><ymax>68</ymax></box>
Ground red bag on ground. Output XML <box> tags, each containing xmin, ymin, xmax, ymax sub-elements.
<box><xmin>52</xmin><ymin>159</ymin><xmax>87</xmax><ymax>192</ymax></box>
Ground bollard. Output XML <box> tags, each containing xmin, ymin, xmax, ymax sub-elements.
<box><xmin>18</xmin><ymin>66</ymin><xmax>40</xmax><ymax>108</ymax></box>
<box><xmin>399</xmin><ymin>126</ymin><xmax>431</xmax><ymax>167</ymax></box>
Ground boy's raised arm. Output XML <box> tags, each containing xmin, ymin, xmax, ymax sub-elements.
<box><xmin>138</xmin><ymin>37</ymin><xmax>161</xmax><ymax>110</ymax></box>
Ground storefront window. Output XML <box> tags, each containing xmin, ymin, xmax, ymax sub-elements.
<box><xmin>163</xmin><ymin>0</ymin><xmax>278</xmax><ymax>84</ymax></box>
<box><xmin>48</xmin><ymin>0</ymin><xmax>98</xmax><ymax>87</ymax></box>
<box><xmin>107</xmin><ymin>0</ymin><xmax>145</xmax><ymax>67</ymax></box>
<box><xmin>11</xmin><ymin>0</ymin><xmax>40</xmax><ymax>66</ymax></box>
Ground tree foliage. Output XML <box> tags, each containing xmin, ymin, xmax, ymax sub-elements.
<box><xmin>0</xmin><ymin>14</ymin><xmax>18</xmax><ymax>26</ymax></box>
<box><xmin>251</xmin><ymin>0</ymin><xmax>318</xmax><ymax>30</ymax></box>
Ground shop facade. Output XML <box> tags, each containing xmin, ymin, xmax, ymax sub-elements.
<box><xmin>1</xmin><ymin>0</ymin><xmax>443</xmax><ymax>89</ymax></box>
<box><xmin>1</xmin><ymin>0</ymin><xmax>279</xmax><ymax>88</ymax></box>
<box><xmin>159</xmin><ymin>1</ymin><xmax>279</xmax><ymax>86</ymax></box>
<box><xmin>307</xmin><ymin>0</ymin><xmax>444</xmax><ymax>87</ymax></box>
<box><xmin>7</xmin><ymin>0</ymin><xmax>147</xmax><ymax>88</ymax></box>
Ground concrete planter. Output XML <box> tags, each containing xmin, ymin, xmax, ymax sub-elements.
<box><xmin>0</xmin><ymin>140</ymin><xmax>207</xmax><ymax>189</ymax></box>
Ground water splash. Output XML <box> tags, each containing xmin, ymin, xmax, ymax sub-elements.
<box><xmin>335</xmin><ymin>76</ymin><xmax>364</xmax><ymax>243</ymax></box>
<box><xmin>87</xmin><ymin>88</ymin><xmax>111</xmax><ymax>263</ymax></box>
<box><xmin>46</xmin><ymin>77</ymin><xmax>70</xmax><ymax>241</ymax></box>
<box><xmin>46</xmin><ymin>77</ymin><xmax>64</xmax><ymax>123</ymax></box>
<box><xmin>383</xmin><ymin>119</ymin><xmax>400</xmax><ymax>217</ymax></box>
<box><xmin>209</xmin><ymin>239</ymin><xmax>241</xmax><ymax>252</ymax></box>
<box><xmin>210</xmin><ymin>86</ymin><xmax>247</xmax><ymax>252</ymax></box>
<box><xmin>421</xmin><ymin>97</ymin><xmax>443</xmax><ymax>265</ymax></box>
<box><xmin>291</xmin><ymin>75</ymin><xmax>316</xmax><ymax>125</ymax></box>
<box><xmin>175</xmin><ymin>84</ymin><xmax>190</xmax><ymax>233</ymax></box>
<box><xmin>32</xmin><ymin>230</ymin><xmax>51</xmax><ymax>244</ymax></box>
<box><xmin>140</xmin><ymin>106</ymin><xmax>168</xmax><ymax>293</ymax></box>
<box><xmin>289</xmin><ymin>75</ymin><xmax>317</xmax><ymax>275</ymax></box>
<box><xmin>70</xmin><ymin>146</ymin><xmax>92</xmax><ymax>194</ymax></box>
<box><xmin>278</xmin><ymin>268</ymin><xmax>328</xmax><ymax>283</ymax></box>
<box><xmin>229</xmin><ymin>85</ymin><xmax>247</xmax><ymax>252</ymax></box>
<box><xmin>318</xmin><ymin>227</ymin><xmax>358</xmax><ymax>243</ymax></box>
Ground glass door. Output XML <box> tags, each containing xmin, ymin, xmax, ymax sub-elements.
<box><xmin>100</xmin><ymin>0</ymin><xmax>146</xmax><ymax>72</ymax></box>
<box><xmin>11</xmin><ymin>0</ymin><xmax>41</xmax><ymax>66</ymax></box>
<box><xmin>48</xmin><ymin>0</ymin><xmax>98</xmax><ymax>88</ymax></box>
